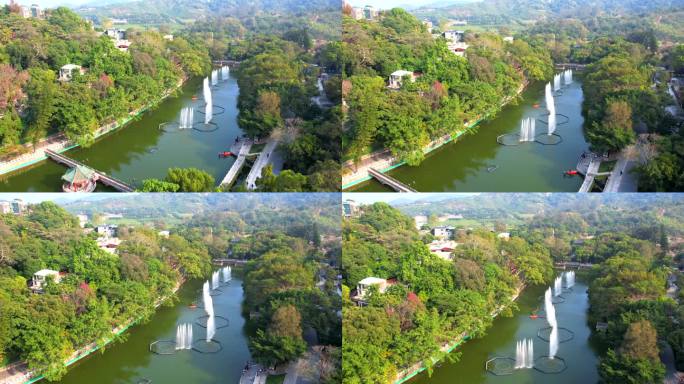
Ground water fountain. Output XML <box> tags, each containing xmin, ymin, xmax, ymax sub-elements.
<box><xmin>221</xmin><ymin>66</ymin><xmax>230</xmax><ymax>81</ymax></box>
<box><xmin>203</xmin><ymin>77</ymin><xmax>213</xmax><ymax>124</ymax></box>
<box><xmin>222</xmin><ymin>266</ymin><xmax>232</xmax><ymax>283</ymax></box>
<box><xmin>211</xmin><ymin>270</ymin><xmax>220</xmax><ymax>290</ymax></box>
<box><xmin>565</xmin><ymin>271</ymin><xmax>575</xmax><ymax>289</ymax></box>
<box><xmin>545</xmin><ymin>83</ymin><xmax>557</xmax><ymax>135</ymax></box>
<box><xmin>554</xmin><ymin>276</ymin><xmax>563</xmax><ymax>297</ymax></box>
<box><xmin>544</xmin><ymin>288</ymin><xmax>559</xmax><ymax>359</ymax></box>
<box><xmin>554</xmin><ymin>74</ymin><xmax>562</xmax><ymax>92</ymax></box>
<box><xmin>564</xmin><ymin>69</ymin><xmax>573</xmax><ymax>85</ymax></box>
<box><xmin>519</xmin><ymin>117</ymin><xmax>536</xmax><ymax>142</ymax></box>
<box><xmin>514</xmin><ymin>338</ymin><xmax>534</xmax><ymax>369</ymax></box>
<box><xmin>179</xmin><ymin>107</ymin><xmax>194</xmax><ymax>129</ymax></box>
<box><xmin>175</xmin><ymin>323</ymin><xmax>193</xmax><ymax>350</ymax></box>
<box><xmin>202</xmin><ymin>281</ymin><xmax>216</xmax><ymax>341</ymax></box>
<box><xmin>211</xmin><ymin>69</ymin><xmax>218</xmax><ymax>86</ymax></box>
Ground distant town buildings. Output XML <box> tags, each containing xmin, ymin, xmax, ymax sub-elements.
<box><xmin>163</xmin><ymin>34</ymin><xmax>174</xmax><ymax>41</ymax></box>
<box><xmin>0</xmin><ymin>200</ymin><xmax>11</xmax><ymax>214</ymax></box>
<box><xmin>388</xmin><ymin>70</ymin><xmax>418</xmax><ymax>89</ymax></box>
<box><xmin>431</xmin><ymin>225</ymin><xmax>455</xmax><ymax>239</ymax></box>
<box><xmin>428</xmin><ymin>240</ymin><xmax>459</xmax><ymax>260</ymax></box>
<box><xmin>497</xmin><ymin>232</ymin><xmax>511</xmax><ymax>240</ymax></box>
<box><xmin>443</xmin><ymin>30</ymin><xmax>465</xmax><ymax>42</ymax></box>
<box><xmin>11</xmin><ymin>199</ymin><xmax>26</xmax><ymax>215</ymax></box>
<box><xmin>158</xmin><ymin>230</ymin><xmax>170</xmax><ymax>238</ymax></box>
<box><xmin>351</xmin><ymin>5</ymin><xmax>378</xmax><ymax>20</ymax></box>
<box><xmin>95</xmin><ymin>224</ymin><xmax>118</xmax><ymax>238</ymax></box>
<box><xmin>352</xmin><ymin>277</ymin><xmax>393</xmax><ymax>305</ymax></box>
<box><xmin>503</xmin><ymin>36</ymin><xmax>515</xmax><ymax>43</ymax></box>
<box><xmin>343</xmin><ymin>199</ymin><xmax>358</xmax><ymax>218</ymax></box>
<box><xmin>110</xmin><ymin>18</ymin><xmax>128</xmax><ymax>25</ymax></box>
<box><xmin>15</xmin><ymin>3</ymin><xmax>42</xmax><ymax>18</ymax></box>
<box><xmin>103</xmin><ymin>28</ymin><xmax>131</xmax><ymax>52</ymax></box>
<box><xmin>59</xmin><ymin>64</ymin><xmax>85</xmax><ymax>82</ymax></box>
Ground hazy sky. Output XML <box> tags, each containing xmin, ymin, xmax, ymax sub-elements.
<box><xmin>347</xmin><ymin>0</ymin><xmax>481</xmax><ymax>10</ymax></box>
<box><xmin>0</xmin><ymin>193</ymin><xmax>127</xmax><ymax>204</ymax></box>
<box><xmin>1</xmin><ymin>0</ymin><xmax>92</xmax><ymax>8</ymax></box>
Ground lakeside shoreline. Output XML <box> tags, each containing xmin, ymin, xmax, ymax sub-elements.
<box><xmin>341</xmin><ymin>81</ymin><xmax>527</xmax><ymax>190</ymax></box>
<box><xmin>0</xmin><ymin>278</ymin><xmax>185</xmax><ymax>384</ymax></box>
<box><xmin>392</xmin><ymin>284</ymin><xmax>525</xmax><ymax>384</ymax></box>
<box><xmin>0</xmin><ymin>77</ymin><xmax>187</xmax><ymax>179</ymax></box>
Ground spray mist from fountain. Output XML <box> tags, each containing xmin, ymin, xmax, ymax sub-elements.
<box><xmin>202</xmin><ymin>281</ymin><xmax>216</xmax><ymax>342</ymax></box>
<box><xmin>203</xmin><ymin>77</ymin><xmax>213</xmax><ymax>124</ymax></box>
<box><xmin>544</xmin><ymin>288</ymin><xmax>559</xmax><ymax>359</ymax></box>
<box><xmin>211</xmin><ymin>271</ymin><xmax>220</xmax><ymax>290</ymax></box>
<box><xmin>564</xmin><ymin>69</ymin><xmax>573</xmax><ymax>85</ymax></box>
<box><xmin>565</xmin><ymin>271</ymin><xmax>575</xmax><ymax>288</ymax></box>
<box><xmin>179</xmin><ymin>107</ymin><xmax>194</xmax><ymax>129</ymax></box>
<box><xmin>545</xmin><ymin>83</ymin><xmax>557</xmax><ymax>135</ymax></box>
<box><xmin>554</xmin><ymin>276</ymin><xmax>563</xmax><ymax>297</ymax></box>
<box><xmin>554</xmin><ymin>74</ymin><xmax>562</xmax><ymax>91</ymax></box>
<box><xmin>221</xmin><ymin>66</ymin><xmax>230</xmax><ymax>80</ymax></box>
<box><xmin>519</xmin><ymin>117</ymin><xmax>536</xmax><ymax>142</ymax></box>
<box><xmin>175</xmin><ymin>323</ymin><xmax>193</xmax><ymax>350</ymax></box>
<box><xmin>515</xmin><ymin>338</ymin><xmax>534</xmax><ymax>369</ymax></box>
<box><xmin>222</xmin><ymin>266</ymin><xmax>232</xmax><ymax>283</ymax></box>
<box><xmin>211</xmin><ymin>69</ymin><xmax>218</xmax><ymax>86</ymax></box>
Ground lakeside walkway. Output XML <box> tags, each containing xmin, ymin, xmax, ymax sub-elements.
<box><xmin>578</xmin><ymin>158</ymin><xmax>601</xmax><ymax>193</ymax></box>
<box><xmin>44</xmin><ymin>150</ymin><xmax>134</xmax><ymax>192</ymax></box>
<box><xmin>246</xmin><ymin>136</ymin><xmax>280</xmax><ymax>190</ymax></box>
<box><xmin>219</xmin><ymin>139</ymin><xmax>253</xmax><ymax>188</ymax></box>
<box><xmin>0</xmin><ymin>80</ymin><xmax>184</xmax><ymax>178</ymax></box>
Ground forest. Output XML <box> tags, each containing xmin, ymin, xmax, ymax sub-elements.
<box><xmin>342</xmin><ymin>202</ymin><xmax>554</xmax><ymax>383</ymax></box>
<box><xmin>0</xmin><ymin>202</ymin><xmax>212</xmax><ymax>380</ymax></box>
<box><xmin>341</xmin><ymin>7</ymin><xmax>553</xmax><ymax>166</ymax></box>
<box><xmin>0</xmin><ymin>5</ymin><xmax>210</xmax><ymax>154</ymax></box>
<box><xmin>345</xmin><ymin>194</ymin><xmax>684</xmax><ymax>384</ymax></box>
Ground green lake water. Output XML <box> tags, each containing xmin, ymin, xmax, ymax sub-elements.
<box><xmin>54</xmin><ymin>277</ymin><xmax>251</xmax><ymax>384</ymax></box>
<box><xmin>0</xmin><ymin>75</ymin><xmax>243</xmax><ymax>192</ymax></box>
<box><xmin>409</xmin><ymin>279</ymin><xmax>600</xmax><ymax>384</ymax></box>
<box><xmin>353</xmin><ymin>79</ymin><xmax>590</xmax><ymax>192</ymax></box>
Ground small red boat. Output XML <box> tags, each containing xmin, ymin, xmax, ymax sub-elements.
<box><xmin>532</xmin><ymin>103</ymin><xmax>540</xmax><ymax>108</ymax></box>
<box><xmin>565</xmin><ymin>170</ymin><xmax>579</xmax><ymax>176</ymax></box>
<box><xmin>192</xmin><ymin>95</ymin><xmax>198</xmax><ymax>101</ymax></box>
<box><xmin>219</xmin><ymin>151</ymin><xmax>234</xmax><ymax>158</ymax></box>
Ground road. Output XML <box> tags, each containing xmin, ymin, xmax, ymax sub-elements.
<box><xmin>246</xmin><ymin>137</ymin><xmax>280</xmax><ymax>190</ymax></box>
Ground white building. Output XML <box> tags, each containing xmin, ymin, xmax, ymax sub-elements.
<box><xmin>97</xmin><ymin>236</ymin><xmax>121</xmax><ymax>254</ymax></box>
<box><xmin>352</xmin><ymin>277</ymin><xmax>390</xmax><ymax>304</ymax></box>
<box><xmin>95</xmin><ymin>224</ymin><xmax>118</xmax><ymax>238</ymax></box>
<box><xmin>30</xmin><ymin>4</ymin><xmax>42</xmax><ymax>18</ymax></box>
<box><xmin>429</xmin><ymin>240</ymin><xmax>459</xmax><ymax>261</ymax></box>
<box><xmin>503</xmin><ymin>36</ymin><xmax>514</xmax><ymax>43</ymax></box>
<box><xmin>388</xmin><ymin>70</ymin><xmax>417</xmax><ymax>89</ymax></box>
<box><xmin>77</xmin><ymin>214</ymin><xmax>88</xmax><ymax>228</ymax></box>
<box><xmin>431</xmin><ymin>226</ymin><xmax>455</xmax><ymax>239</ymax></box>
<box><xmin>447</xmin><ymin>41</ymin><xmax>469</xmax><ymax>57</ymax></box>
<box><xmin>11</xmin><ymin>199</ymin><xmax>26</xmax><ymax>215</ymax></box>
<box><xmin>158</xmin><ymin>230</ymin><xmax>170</xmax><ymax>238</ymax></box>
<box><xmin>443</xmin><ymin>30</ymin><xmax>465</xmax><ymax>42</ymax></box>
<box><xmin>343</xmin><ymin>200</ymin><xmax>358</xmax><ymax>218</ymax></box>
<box><xmin>497</xmin><ymin>232</ymin><xmax>511</xmax><ymax>240</ymax></box>
<box><xmin>59</xmin><ymin>64</ymin><xmax>85</xmax><ymax>82</ymax></box>
<box><xmin>0</xmin><ymin>201</ymin><xmax>11</xmax><ymax>214</ymax></box>
<box><xmin>30</xmin><ymin>269</ymin><xmax>61</xmax><ymax>291</ymax></box>
<box><xmin>19</xmin><ymin>5</ymin><xmax>30</xmax><ymax>18</ymax></box>
<box><xmin>163</xmin><ymin>34</ymin><xmax>174</xmax><ymax>41</ymax></box>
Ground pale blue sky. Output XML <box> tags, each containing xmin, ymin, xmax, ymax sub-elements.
<box><xmin>343</xmin><ymin>193</ymin><xmax>479</xmax><ymax>205</ymax></box>
<box><xmin>0</xmin><ymin>193</ymin><xmax>128</xmax><ymax>203</ymax></box>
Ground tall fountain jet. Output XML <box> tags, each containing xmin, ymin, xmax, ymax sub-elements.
<box><xmin>222</xmin><ymin>266</ymin><xmax>232</xmax><ymax>283</ymax></box>
<box><xmin>202</xmin><ymin>281</ymin><xmax>216</xmax><ymax>342</ymax></box>
<box><xmin>565</xmin><ymin>271</ymin><xmax>575</xmax><ymax>289</ymax></box>
<box><xmin>515</xmin><ymin>338</ymin><xmax>534</xmax><ymax>369</ymax></box>
<box><xmin>203</xmin><ymin>77</ymin><xmax>213</xmax><ymax>124</ymax></box>
<box><xmin>221</xmin><ymin>66</ymin><xmax>230</xmax><ymax>80</ymax></box>
<box><xmin>544</xmin><ymin>288</ymin><xmax>559</xmax><ymax>359</ymax></box>
<box><xmin>564</xmin><ymin>69</ymin><xmax>573</xmax><ymax>85</ymax></box>
<box><xmin>211</xmin><ymin>270</ymin><xmax>220</xmax><ymax>290</ymax></box>
<box><xmin>179</xmin><ymin>107</ymin><xmax>194</xmax><ymax>129</ymax></box>
<box><xmin>519</xmin><ymin>117</ymin><xmax>536</xmax><ymax>142</ymax></box>
<box><xmin>211</xmin><ymin>69</ymin><xmax>218</xmax><ymax>86</ymax></box>
<box><xmin>554</xmin><ymin>276</ymin><xmax>563</xmax><ymax>297</ymax></box>
<box><xmin>553</xmin><ymin>74</ymin><xmax>562</xmax><ymax>92</ymax></box>
<box><xmin>175</xmin><ymin>323</ymin><xmax>193</xmax><ymax>350</ymax></box>
<box><xmin>545</xmin><ymin>83</ymin><xmax>557</xmax><ymax>135</ymax></box>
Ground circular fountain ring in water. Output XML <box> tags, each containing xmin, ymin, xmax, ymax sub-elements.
<box><xmin>533</xmin><ymin>355</ymin><xmax>567</xmax><ymax>374</ymax></box>
<box><xmin>149</xmin><ymin>340</ymin><xmax>177</xmax><ymax>355</ymax></box>
<box><xmin>191</xmin><ymin>121</ymin><xmax>219</xmax><ymax>133</ymax></box>
<box><xmin>537</xmin><ymin>326</ymin><xmax>574</xmax><ymax>344</ymax></box>
<box><xmin>195</xmin><ymin>315</ymin><xmax>230</xmax><ymax>329</ymax></box>
<box><xmin>195</xmin><ymin>104</ymin><xmax>226</xmax><ymax>116</ymax></box>
<box><xmin>496</xmin><ymin>133</ymin><xmax>525</xmax><ymax>146</ymax></box>
<box><xmin>191</xmin><ymin>338</ymin><xmax>223</xmax><ymax>354</ymax></box>
<box><xmin>137</xmin><ymin>379</ymin><xmax>152</xmax><ymax>384</ymax></box>
<box><xmin>538</xmin><ymin>294</ymin><xmax>565</xmax><ymax>304</ymax></box>
<box><xmin>534</xmin><ymin>133</ymin><xmax>563</xmax><ymax>145</ymax></box>
<box><xmin>485</xmin><ymin>356</ymin><xmax>516</xmax><ymax>376</ymax></box>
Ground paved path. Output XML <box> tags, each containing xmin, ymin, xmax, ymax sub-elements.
<box><xmin>246</xmin><ymin>137</ymin><xmax>279</xmax><ymax>190</ymax></box>
<box><xmin>578</xmin><ymin>158</ymin><xmax>600</xmax><ymax>192</ymax></box>
<box><xmin>239</xmin><ymin>364</ymin><xmax>263</xmax><ymax>384</ymax></box>
<box><xmin>219</xmin><ymin>139</ymin><xmax>253</xmax><ymax>187</ymax></box>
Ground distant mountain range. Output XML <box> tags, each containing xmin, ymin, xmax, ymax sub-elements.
<box><xmin>75</xmin><ymin>0</ymin><xmax>341</xmax><ymax>25</ymax></box>
<box><xmin>412</xmin><ymin>0</ymin><xmax>684</xmax><ymax>22</ymax></box>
